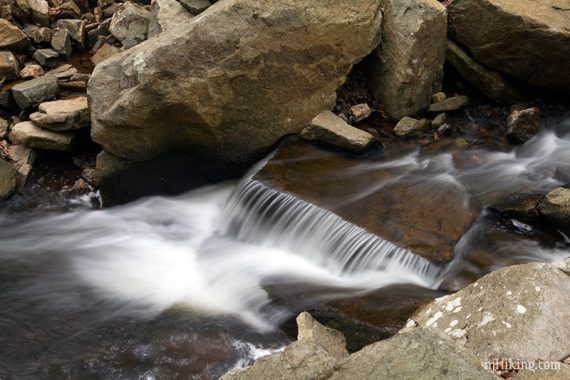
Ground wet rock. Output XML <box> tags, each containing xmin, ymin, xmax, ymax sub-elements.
<box><xmin>506</xmin><ymin>107</ymin><xmax>541</xmax><ymax>144</ymax></box>
<box><xmin>348</xmin><ymin>103</ymin><xmax>372</xmax><ymax>123</ymax></box>
<box><xmin>51</xmin><ymin>29</ymin><xmax>72</xmax><ymax>57</ymax></box>
<box><xmin>432</xmin><ymin>91</ymin><xmax>446</xmax><ymax>103</ymax></box>
<box><xmin>406</xmin><ymin>258</ymin><xmax>570</xmax><ymax>362</ymax></box>
<box><xmin>394</xmin><ymin>116</ymin><xmax>428</xmax><ymax>137</ymax></box>
<box><xmin>429</xmin><ymin>95</ymin><xmax>469</xmax><ymax>112</ymax></box>
<box><xmin>28</xmin><ymin>0</ymin><xmax>49</xmax><ymax>26</ymax></box>
<box><xmin>31</xmin><ymin>26</ymin><xmax>53</xmax><ymax>44</ymax></box>
<box><xmin>9</xmin><ymin>121</ymin><xmax>77</xmax><ymax>151</ymax></box>
<box><xmin>300</xmin><ymin>111</ymin><xmax>375</xmax><ymax>153</ymax></box>
<box><xmin>446</xmin><ymin>40</ymin><xmax>523</xmax><ymax>104</ymax></box>
<box><xmin>0</xmin><ymin>51</ymin><xmax>19</xmax><ymax>80</ymax></box>
<box><xmin>0</xmin><ymin>159</ymin><xmax>17</xmax><ymax>199</ymax></box>
<box><xmin>539</xmin><ymin>187</ymin><xmax>570</xmax><ymax>233</ymax></box>
<box><xmin>331</xmin><ymin>328</ymin><xmax>499</xmax><ymax>380</ymax></box>
<box><xmin>179</xmin><ymin>0</ymin><xmax>211</xmax><ymax>14</ymax></box>
<box><xmin>490</xmin><ymin>194</ymin><xmax>542</xmax><ymax>224</ymax></box>
<box><xmin>431</xmin><ymin>112</ymin><xmax>446</xmax><ymax>128</ymax></box>
<box><xmin>56</xmin><ymin>19</ymin><xmax>86</xmax><ymax>48</ymax></box>
<box><xmin>20</xmin><ymin>64</ymin><xmax>45</xmax><ymax>79</ymax></box>
<box><xmin>32</xmin><ymin>48</ymin><xmax>59</xmax><ymax>68</ymax></box>
<box><xmin>221</xmin><ymin>313</ymin><xmax>342</xmax><ymax>380</ymax></box>
<box><xmin>367</xmin><ymin>0</ymin><xmax>447</xmax><ymax>120</ymax></box>
<box><xmin>89</xmin><ymin>0</ymin><xmax>382</xmax><ymax>168</ymax></box>
<box><xmin>0</xmin><ymin>19</ymin><xmax>29</xmax><ymax>51</ymax></box>
<box><xmin>296</xmin><ymin>312</ymin><xmax>348</xmax><ymax>361</ymax></box>
<box><xmin>11</xmin><ymin>73</ymin><xmax>58</xmax><ymax>109</ymax></box>
<box><xmin>61</xmin><ymin>177</ymin><xmax>91</xmax><ymax>196</ymax></box>
<box><xmin>91</xmin><ymin>42</ymin><xmax>121</xmax><ymax>65</ymax></box>
<box><xmin>5</xmin><ymin>143</ymin><xmax>37</xmax><ymax>187</ymax></box>
<box><xmin>29</xmin><ymin>96</ymin><xmax>90</xmax><ymax>130</ymax></box>
<box><xmin>109</xmin><ymin>2</ymin><xmax>151</xmax><ymax>48</ymax></box>
<box><xmin>448</xmin><ymin>0</ymin><xmax>570</xmax><ymax>93</ymax></box>
<box><xmin>0</xmin><ymin>118</ymin><xmax>7</xmax><ymax>138</ymax></box>
<box><xmin>148</xmin><ymin>0</ymin><xmax>193</xmax><ymax>37</ymax></box>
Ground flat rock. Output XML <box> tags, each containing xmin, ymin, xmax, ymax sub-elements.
<box><xmin>367</xmin><ymin>0</ymin><xmax>447</xmax><ymax>119</ymax></box>
<box><xmin>0</xmin><ymin>19</ymin><xmax>29</xmax><ymax>51</ymax></box>
<box><xmin>89</xmin><ymin>0</ymin><xmax>383</xmax><ymax>168</ymax></box>
<box><xmin>506</xmin><ymin>107</ymin><xmax>541</xmax><ymax>144</ymax></box>
<box><xmin>0</xmin><ymin>51</ymin><xmax>19</xmax><ymax>80</ymax></box>
<box><xmin>9</xmin><ymin>121</ymin><xmax>77</xmax><ymax>151</ymax></box>
<box><xmin>405</xmin><ymin>259</ymin><xmax>570</xmax><ymax>362</ymax></box>
<box><xmin>446</xmin><ymin>40</ymin><xmax>523</xmax><ymax>104</ymax></box>
<box><xmin>394</xmin><ymin>116</ymin><xmax>428</xmax><ymax>137</ymax></box>
<box><xmin>0</xmin><ymin>159</ymin><xmax>17</xmax><ymax>200</ymax></box>
<box><xmin>32</xmin><ymin>48</ymin><xmax>59</xmax><ymax>68</ymax></box>
<box><xmin>300</xmin><ymin>111</ymin><xmax>375</xmax><ymax>152</ymax></box>
<box><xmin>429</xmin><ymin>95</ymin><xmax>469</xmax><ymax>112</ymax></box>
<box><xmin>11</xmin><ymin>74</ymin><xmax>59</xmax><ymax>109</ymax></box>
<box><xmin>19</xmin><ymin>64</ymin><xmax>45</xmax><ymax>79</ymax></box>
<box><xmin>109</xmin><ymin>2</ymin><xmax>152</xmax><ymax>48</ymax></box>
<box><xmin>29</xmin><ymin>96</ymin><xmax>90</xmax><ymax>130</ymax></box>
<box><xmin>448</xmin><ymin>0</ymin><xmax>570</xmax><ymax>92</ymax></box>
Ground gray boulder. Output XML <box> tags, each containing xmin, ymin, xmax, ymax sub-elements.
<box><xmin>448</xmin><ymin>0</ymin><xmax>570</xmax><ymax>92</ymax></box>
<box><xmin>11</xmin><ymin>74</ymin><xmax>59</xmax><ymax>109</ymax></box>
<box><xmin>0</xmin><ymin>19</ymin><xmax>29</xmax><ymax>51</ymax></box>
<box><xmin>367</xmin><ymin>0</ymin><xmax>447</xmax><ymax>120</ymax></box>
<box><xmin>10</xmin><ymin>121</ymin><xmax>77</xmax><ymax>151</ymax></box>
<box><xmin>405</xmin><ymin>258</ymin><xmax>570</xmax><ymax>363</ymax></box>
<box><xmin>109</xmin><ymin>2</ymin><xmax>152</xmax><ymax>48</ymax></box>
<box><xmin>300</xmin><ymin>111</ymin><xmax>375</xmax><ymax>153</ymax></box>
<box><xmin>446</xmin><ymin>40</ymin><xmax>523</xmax><ymax>104</ymax></box>
<box><xmin>88</xmin><ymin>0</ymin><xmax>382</xmax><ymax>168</ymax></box>
<box><xmin>0</xmin><ymin>159</ymin><xmax>17</xmax><ymax>200</ymax></box>
<box><xmin>30</xmin><ymin>96</ymin><xmax>90</xmax><ymax>131</ymax></box>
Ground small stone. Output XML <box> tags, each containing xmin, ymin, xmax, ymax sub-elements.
<box><xmin>91</xmin><ymin>43</ymin><xmax>121</xmax><ymax>65</ymax></box>
<box><xmin>0</xmin><ymin>19</ymin><xmax>29</xmax><ymax>51</ymax></box>
<box><xmin>455</xmin><ymin>138</ymin><xmax>469</xmax><ymax>149</ymax></box>
<box><xmin>109</xmin><ymin>2</ymin><xmax>152</xmax><ymax>48</ymax></box>
<box><xmin>506</xmin><ymin>107</ymin><xmax>540</xmax><ymax>144</ymax></box>
<box><xmin>31</xmin><ymin>26</ymin><xmax>53</xmax><ymax>44</ymax></box>
<box><xmin>431</xmin><ymin>112</ymin><xmax>446</xmax><ymax>127</ymax></box>
<box><xmin>56</xmin><ymin>19</ymin><xmax>86</xmax><ymax>47</ymax></box>
<box><xmin>179</xmin><ymin>0</ymin><xmax>211</xmax><ymax>14</ymax></box>
<box><xmin>11</xmin><ymin>74</ymin><xmax>59</xmax><ymax>109</ymax></box>
<box><xmin>394</xmin><ymin>116</ymin><xmax>428</xmax><ymax>137</ymax></box>
<box><xmin>429</xmin><ymin>95</ymin><xmax>469</xmax><ymax>112</ymax></box>
<box><xmin>61</xmin><ymin>177</ymin><xmax>91</xmax><ymax>196</ymax></box>
<box><xmin>5</xmin><ymin>143</ymin><xmax>37</xmax><ymax>188</ymax></box>
<box><xmin>28</xmin><ymin>0</ymin><xmax>50</xmax><ymax>27</ymax></box>
<box><xmin>59</xmin><ymin>81</ymin><xmax>87</xmax><ymax>90</ymax></box>
<box><xmin>436</xmin><ymin>123</ymin><xmax>452</xmax><ymax>137</ymax></box>
<box><xmin>0</xmin><ymin>51</ymin><xmax>19</xmax><ymax>80</ymax></box>
<box><xmin>32</xmin><ymin>48</ymin><xmax>60</xmax><ymax>68</ymax></box>
<box><xmin>0</xmin><ymin>159</ymin><xmax>17</xmax><ymax>200</ymax></box>
<box><xmin>52</xmin><ymin>29</ymin><xmax>73</xmax><ymax>57</ymax></box>
<box><xmin>29</xmin><ymin>96</ymin><xmax>90</xmax><ymax>131</ymax></box>
<box><xmin>349</xmin><ymin>103</ymin><xmax>372</xmax><ymax>123</ymax></box>
<box><xmin>9</xmin><ymin>121</ymin><xmax>77</xmax><ymax>151</ymax></box>
<box><xmin>432</xmin><ymin>92</ymin><xmax>446</xmax><ymax>103</ymax></box>
<box><xmin>20</xmin><ymin>64</ymin><xmax>45</xmax><ymax>79</ymax></box>
<box><xmin>300</xmin><ymin>111</ymin><xmax>375</xmax><ymax>152</ymax></box>
<box><xmin>48</xmin><ymin>64</ymin><xmax>77</xmax><ymax>79</ymax></box>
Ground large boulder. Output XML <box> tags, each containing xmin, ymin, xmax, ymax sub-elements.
<box><xmin>148</xmin><ymin>0</ymin><xmax>194</xmax><ymax>37</ymax></box>
<box><xmin>366</xmin><ymin>0</ymin><xmax>447</xmax><ymax>120</ymax></box>
<box><xmin>405</xmin><ymin>258</ymin><xmax>570</xmax><ymax>362</ymax></box>
<box><xmin>448</xmin><ymin>0</ymin><xmax>570</xmax><ymax>92</ymax></box>
<box><xmin>88</xmin><ymin>0</ymin><xmax>383</xmax><ymax>169</ymax></box>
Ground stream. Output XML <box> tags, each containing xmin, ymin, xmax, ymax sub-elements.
<box><xmin>1</xmin><ymin>116</ymin><xmax>570</xmax><ymax>379</ymax></box>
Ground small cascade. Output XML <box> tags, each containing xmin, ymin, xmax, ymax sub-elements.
<box><xmin>220</xmin><ymin>180</ymin><xmax>443</xmax><ymax>284</ymax></box>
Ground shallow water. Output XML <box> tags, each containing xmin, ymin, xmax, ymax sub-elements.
<box><xmin>1</xmin><ymin>116</ymin><xmax>570</xmax><ymax>378</ymax></box>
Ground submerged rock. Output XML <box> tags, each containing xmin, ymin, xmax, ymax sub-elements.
<box><xmin>89</xmin><ymin>0</ymin><xmax>382</xmax><ymax>170</ymax></box>
<box><xmin>506</xmin><ymin>107</ymin><xmax>541</xmax><ymax>144</ymax></box>
<box><xmin>10</xmin><ymin>121</ymin><xmax>77</xmax><ymax>151</ymax></box>
<box><xmin>30</xmin><ymin>97</ymin><xmax>90</xmax><ymax>131</ymax></box>
<box><xmin>448</xmin><ymin>0</ymin><xmax>570</xmax><ymax>92</ymax></box>
<box><xmin>366</xmin><ymin>0</ymin><xmax>447</xmax><ymax>119</ymax></box>
<box><xmin>406</xmin><ymin>258</ymin><xmax>570</xmax><ymax>362</ymax></box>
<box><xmin>446</xmin><ymin>40</ymin><xmax>523</xmax><ymax>104</ymax></box>
<box><xmin>300</xmin><ymin>111</ymin><xmax>375</xmax><ymax>153</ymax></box>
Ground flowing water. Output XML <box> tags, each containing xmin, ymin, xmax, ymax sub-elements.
<box><xmin>1</xmin><ymin>116</ymin><xmax>570</xmax><ymax>378</ymax></box>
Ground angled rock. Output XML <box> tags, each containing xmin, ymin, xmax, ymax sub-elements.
<box><xmin>30</xmin><ymin>96</ymin><xmax>90</xmax><ymax>131</ymax></box>
<box><xmin>11</xmin><ymin>74</ymin><xmax>59</xmax><ymax>109</ymax></box>
<box><xmin>10</xmin><ymin>121</ymin><xmax>77</xmax><ymax>151</ymax></box>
